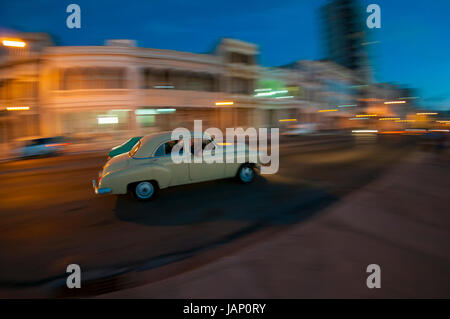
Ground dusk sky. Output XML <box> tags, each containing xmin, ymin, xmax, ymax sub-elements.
<box><xmin>1</xmin><ymin>0</ymin><xmax>449</xmax><ymax>110</ymax></box>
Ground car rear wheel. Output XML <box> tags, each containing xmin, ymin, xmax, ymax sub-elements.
<box><xmin>133</xmin><ymin>181</ymin><xmax>156</xmax><ymax>201</ymax></box>
<box><xmin>237</xmin><ymin>164</ymin><xmax>255</xmax><ymax>183</ymax></box>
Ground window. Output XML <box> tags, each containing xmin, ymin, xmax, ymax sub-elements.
<box><xmin>141</xmin><ymin>68</ymin><xmax>218</xmax><ymax>92</ymax></box>
<box><xmin>154</xmin><ymin>144</ymin><xmax>165</xmax><ymax>157</ymax></box>
<box><xmin>154</xmin><ymin>140</ymin><xmax>181</xmax><ymax>157</ymax></box>
<box><xmin>61</xmin><ymin>67</ymin><xmax>126</xmax><ymax>90</ymax></box>
<box><xmin>202</xmin><ymin>138</ymin><xmax>213</xmax><ymax>150</ymax></box>
<box><xmin>230</xmin><ymin>77</ymin><xmax>253</xmax><ymax>95</ymax></box>
<box><xmin>229</xmin><ymin>52</ymin><xmax>254</xmax><ymax>65</ymax></box>
<box><xmin>142</xmin><ymin>69</ymin><xmax>168</xmax><ymax>89</ymax></box>
<box><xmin>129</xmin><ymin>140</ymin><xmax>141</xmax><ymax>157</ymax></box>
<box><xmin>190</xmin><ymin>138</ymin><xmax>214</xmax><ymax>155</ymax></box>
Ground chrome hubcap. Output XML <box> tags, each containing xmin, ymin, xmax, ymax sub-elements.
<box><xmin>240</xmin><ymin>167</ymin><xmax>254</xmax><ymax>182</ymax></box>
<box><xmin>136</xmin><ymin>182</ymin><xmax>154</xmax><ymax>199</ymax></box>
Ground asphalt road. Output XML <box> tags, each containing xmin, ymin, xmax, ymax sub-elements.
<box><xmin>0</xmin><ymin>134</ymin><xmax>414</xmax><ymax>295</ymax></box>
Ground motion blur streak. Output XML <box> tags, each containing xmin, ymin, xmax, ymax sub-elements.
<box><xmin>0</xmin><ymin>0</ymin><xmax>449</xmax><ymax>299</ymax></box>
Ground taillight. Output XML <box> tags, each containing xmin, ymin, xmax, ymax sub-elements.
<box><xmin>45</xmin><ymin>143</ymin><xmax>71</xmax><ymax>147</ymax></box>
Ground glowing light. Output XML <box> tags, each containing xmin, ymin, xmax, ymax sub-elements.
<box><xmin>416</xmin><ymin>112</ymin><xmax>438</xmax><ymax>115</ymax></box>
<box><xmin>356</xmin><ymin>114</ymin><xmax>377</xmax><ymax>117</ymax></box>
<box><xmin>135</xmin><ymin>108</ymin><xmax>176</xmax><ymax>115</ymax></box>
<box><xmin>156</xmin><ymin>108</ymin><xmax>176</xmax><ymax>113</ymax></box>
<box><xmin>379</xmin><ymin>118</ymin><xmax>400</xmax><ymax>121</ymax></box>
<box><xmin>2</xmin><ymin>39</ymin><xmax>26</xmax><ymax>48</ymax></box>
<box><xmin>254</xmin><ymin>90</ymin><xmax>288</xmax><ymax>97</ymax></box>
<box><xmin>6</xmin><ymin>106</ymin><xmax>29</xmax><ymax>111</ymax></box>
<box><xmin>384</xmin><ymin>101</ymin><xmax>406</xmax><ymax>104</ymax></box>
<box><xmin>98</xmin><ymin>116</ymin><xmax>118</xmax><ymax>124</ymax></box>
<box><xmin>136</xmin><ymin>109</ymin><xmax>156</xmax><ymax>115</ymax></box>
<box><xmin>215</xmin><ymin>101</ymin><xmax>234</xmax><ymax>106</ymax></box>
<box><xmin>279</xmin><ymin>119</ymin><xmax>297</xmax><ymax>122</ymax></box>
<box><xmin>153</xmin><ymin>85</ymin><xmax>174</xmax><ymax>89</ymax></box>
<box><xmin>217</xmin><ymin>142</ymin><xmax>232</xmax><ymax>146</ymax></box>
<box><xmin>318</xmin><ymin>109</ymin><xmax>338</xmax><ymax>112</ymax></box>
<box><xmin>352</xmin><ymin>130</ymin><xmax>378</xmax><ymax>133</ymax></box>
<box><xmin>275</xmin><ymin>96</ymin><xmax>294</xmax><ymax>99</ymax></box>
<box><xmin>379</xmin><ymin>131</ymin><xmax>405</xmax><ymax>134</ymax></box>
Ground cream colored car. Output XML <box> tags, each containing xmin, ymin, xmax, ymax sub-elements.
<box><xmin>92</xmin><ymin>132</ymin><xmax>260</xmax><ymax>200</ymax></box>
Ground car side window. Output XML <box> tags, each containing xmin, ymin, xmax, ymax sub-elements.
<box><xmin>154</xmin><ymin>144</ymin><xmax>165</xmax><ymax>157</ymax></box>
<box><xmin>154</xmin><ymin>140</ymin><xmax>181</xmax><ymax>157</ymax></box>
<box><xmin>202</xmin><ymin>138</ymin><xmax>214</xmax><ymax>150</ymax></box>
<box><xmin>189</xmin><ymin>138</ymin><xmax>214</xmax><ymax>155</ymax></box>
<box><xmin>165</xmin><ymin>140</ymin><xmax>178</xmax><ymax>155</ymax></box>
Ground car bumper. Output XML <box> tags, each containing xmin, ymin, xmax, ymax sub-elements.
<box><xmin>92</xmin><ymin>179</ymin><xmax>112</xmax><ymax>195</ymax></box>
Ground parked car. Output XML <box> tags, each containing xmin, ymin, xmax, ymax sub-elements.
<box><xmin>13</xmin><ymin>136</ymin><xmax>69</xmax><ymax>158</ymax></box>
<box><xmin>92</xmin><ymin>132</ymin><xmax>260</xmax><ymax>200</ymax></box>
<box><xmin>107</xmin><ymin>136</ymin><xmax>143</xmax><ymax>160</ymax></box>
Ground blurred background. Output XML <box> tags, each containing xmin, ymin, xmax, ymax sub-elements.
<box><xmin>0</xmin><ymin>0</ymin><xmax>449</xmax><ymax>298</ymax></box>
<box><xmin>0</xmin><ymin>0</ymin><xmax>448</xmax><ymax>157</ymax></box>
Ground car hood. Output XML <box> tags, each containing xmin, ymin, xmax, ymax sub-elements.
<box><xmin>103</xmin><ymin>153</ymin><xmax>130</xmax><ymax>175</ymax></box>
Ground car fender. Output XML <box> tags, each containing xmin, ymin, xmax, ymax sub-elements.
<box><xmin>101</xmin><ymin>161</ymin><xmax>173</xmax><ymax>194</ymax></box>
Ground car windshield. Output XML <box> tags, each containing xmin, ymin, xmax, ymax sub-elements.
<box><xmin>128</xmin><ymin>140</ymin><xmax>141</xmax><ymax>157</ymax></box>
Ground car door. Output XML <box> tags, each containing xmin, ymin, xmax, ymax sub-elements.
<box><xmin>152</xmin><ymin>140</ymin><xmax>190</xmax><ymax>186</ymax></box>
<box><xmin>188</xmin><ymin>138</ymin><xmax>225</xmax><ymax>182</ymax></box>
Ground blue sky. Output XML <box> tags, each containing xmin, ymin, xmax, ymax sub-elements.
<box><xmin>1</xmin><ymin>0</ymin><xmax>449</xmax><ymax>110</ymax></box>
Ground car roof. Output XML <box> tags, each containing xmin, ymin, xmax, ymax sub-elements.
<box><xmin>135</xmin><ymin>131</ymin><xmax>211</xmax><ymax>157</ymax></box>
<box><xmin>134</xmin><ymin>132</ymin><xmax>173</xmax><ymax>157</ymax></box>
<box><xmin>15</xmin><ymin>135</ymin><xmax>44</xmax><ymax>142</ymax></box>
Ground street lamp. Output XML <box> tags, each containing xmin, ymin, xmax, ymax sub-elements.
<box><xmin>2</xmin><ymin>39</ymin><xmax>27</xmax><ymax>48</ymax></box>
<box><xmin>215</xmin><ymin>101</ymin><xmax>234</xmax><ymax>106</ymax></box>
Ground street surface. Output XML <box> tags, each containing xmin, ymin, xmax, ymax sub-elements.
<box><xmin>102</xmin><ymin>150</ymin><xmax>450</xmax><ymax>298</ymax></box>
<box><xmin>0</xmin><ymin>134</ymin><xmax>415</xmax><ymax>296</ymax></box>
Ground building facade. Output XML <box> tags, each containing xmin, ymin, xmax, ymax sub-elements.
<box><xmin>0</xmin><ymin>32</ymin><xmax>414</xmax><ymax>158</ymax></box>
<box><xmin>1</xmin><ymin>37</ymin><xmax>280</xmax><ymax>148</ymax></box>
<box><xmin>321</xmin><ymin>0</ymin><xmax>371</xmax><ymax>83</ymax></box>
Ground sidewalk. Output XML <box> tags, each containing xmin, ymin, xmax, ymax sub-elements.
<box><xmin>101</xmin><ymin>151</ymin><xmax>450</xmax><ymax>298</ymax></box>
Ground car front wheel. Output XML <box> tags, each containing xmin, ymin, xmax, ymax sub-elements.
<box><xmin>133</xmin><ymin>181</ymin><xmax>156</xmax><ymax>201</ymax></box>
<box><xmin>237</xmin><ymin>164</ymin><xmax>255</xmax><ymax>183</ymax></box>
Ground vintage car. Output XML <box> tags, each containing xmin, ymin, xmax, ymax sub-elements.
<box><xmin>92</xmin><ymin>132</ymin><xmax>260</xmax><ymax>200</ymax></box>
